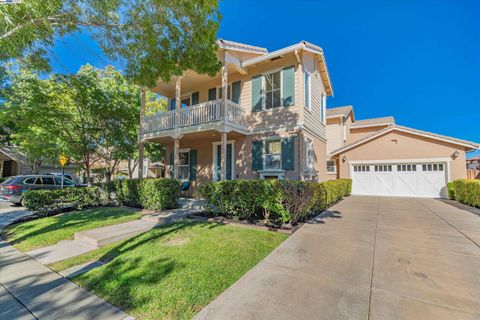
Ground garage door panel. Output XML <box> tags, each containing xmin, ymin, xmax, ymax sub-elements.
<box><xmin>351</xmin><ymin>162</ymin><xmax>447</xmax><ymax>198</ymax></box>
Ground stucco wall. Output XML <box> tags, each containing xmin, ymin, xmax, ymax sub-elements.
<box><xmin>326</xmin><ymin>117</ymin><xmax>343</xmax><ymax>154</ymax></box>
<box><xmin>348</xmin><ymin>125</ymin><xmax>390</xmax><ymax>143</ymax></box>
<box><xmin>336</xmin><ymin>130</ymin><xmax>467</xmax><ymax>181</ymax></box>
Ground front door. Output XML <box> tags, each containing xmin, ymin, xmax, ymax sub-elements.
<box><xmin>214</xmin><ymin>143</ymin><xmax>233</xmax><ymax>181</ymax></box>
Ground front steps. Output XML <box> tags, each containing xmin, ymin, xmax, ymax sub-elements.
<box><xmin>28</xmin><ymin>197</ymin><xmax>206</xmax><ymax>265</ymax></box>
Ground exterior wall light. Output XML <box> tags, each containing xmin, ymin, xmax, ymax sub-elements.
<box><xmin>342</xmin><ymin>156</ymin><xmax>347</xmax><ymax>163</ymax></box>
<box><xmin>452</xmin><ymin>150</ymin><xmax>460</xmax><ymax>159</ymax></box>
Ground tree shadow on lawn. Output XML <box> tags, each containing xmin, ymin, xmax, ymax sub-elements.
<box><xmin>73</xmin><ymin>220</ymin><xmax>224</xmax><ymax>314</ymax></box>
<box><xmin>3</xmin><ymin>207</ymin><xmax>139</xmax><ymax>247</ymax></box>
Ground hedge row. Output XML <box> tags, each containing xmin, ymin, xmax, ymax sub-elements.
<box><xmin>104</xmin><ymin>178</ymin><xmax>180</xmax><ymax>211</ymax></box>
<box><xmin>199</xmin><ymin>179</ymin><xmax>352</xmax><ymax>225</ymax></box>
<box><xmin>448</xmin><ymin>179</ymin><xmax>480</xmax><ymax>208</ymax></box>
<box><xmin>23</xmin><ymin>187</ymin><xmax>105</xmax><ymax>216</ymax></box>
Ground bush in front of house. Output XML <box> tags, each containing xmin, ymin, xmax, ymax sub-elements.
<box><xmin>105</xmin><ymin>178</ymin><xmax>180</xmax><ymax>211</ymax></box>
<box><xmin>199</xmin><ymin>179</ymin><xmax>352</xmax><ymax>225</ymax></box>
<box><xmin>450</xmin><ymin>179</ymin><xmax>480</xmax><ymax>207</ymax></box>
<box><xmin>23</xmin><ymin>187</ymin><xmax>104</xmax><ymax>215</ymax></box>
<box><xmin>447</xmin><ymin>182</ymin><xmax>455</xmax><ymax>200</ymax></box>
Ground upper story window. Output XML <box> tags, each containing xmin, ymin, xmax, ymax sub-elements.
<box><xmin>265</xmin><ymin>139</ymin><xmax>282</xmax><ymax>170</ymax></box>
<box><xmin>264</xmin><ymin>71</ymin><xmax>281</xmax><ymax>109</ymax></box>
<box><xmin>304</xmin><ymin>72</ymin><xmax>311</xmax><ymax>110</ymax></box>
<box><xmin>320</xmin><ymin>92</ymin><xmax>325</xmax><ymax>122</ymax></box>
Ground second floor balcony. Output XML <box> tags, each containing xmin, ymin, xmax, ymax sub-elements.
<box><xmin>141</xmin><ymin>99</ymin><xmax>247</xmax><ymax>140</ymax></box>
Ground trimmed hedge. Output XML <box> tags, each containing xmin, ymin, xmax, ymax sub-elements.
<box><xmin>23</xmin><ymin>187</ymin><xmax>104</xmax><ymax>216</ymax></box>
<box><xmin>450</xmin><ymin>179</ymin><xmax>480</xmax><ymax>207</ymax></box>
<box><xmin>199</xmin><ymin>179</ymin><xmax>352</xmax><ymax>225</ymax></box>
<box><xmin>105</xmin><ymin>178</ymin><xmax>180</xmax><ymax>211</ymax></box>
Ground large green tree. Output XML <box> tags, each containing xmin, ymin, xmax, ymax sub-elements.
<box><xmin>0</xmin><ymin>0</ymin><xmax>221</xmax><ymax>85</ymax></box>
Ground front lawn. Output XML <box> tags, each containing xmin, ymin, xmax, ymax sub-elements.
<box><xmin>53</xmin><ymin>220</ymin><xmax>287</xmax><ymax>320</ymax></box>
<box><xmin>3</xmin><ymin>207</ymin><xmax>141</xmax><ymax>252</ymax></box>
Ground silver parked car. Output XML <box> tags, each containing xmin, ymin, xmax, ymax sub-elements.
<box><xmin>0</xmin><ymin>175</ymin><xmax>79</xmax><ymax>206</ymax></box>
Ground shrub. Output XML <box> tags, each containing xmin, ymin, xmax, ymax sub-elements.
<box><xmin>199</xmin><ymin>178</ymin><xmax>352</xmax><ymax>225</ymax></box>
<box><xmin>23</xmin><ymin>187</ymin><xmax>104</xmax><ymax>215</ymax></box>
<box><xmin>105</xmin><ymin>178</ymin><xmax>180</xmax><ymax>211</ymax></box>
<box><xmin>447</xmin><ymin>182</ymin><xmax>455</xmax><ymax>200</ymax></box>
<box><xmin>451</xmin><ymin>179</ymin><xmax>480</xmax><ymax>207</ymax></box>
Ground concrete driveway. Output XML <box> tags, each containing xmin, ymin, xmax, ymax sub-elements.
<box><xmin>195</xmin><ymin>196</ymin><xmax>480</xmax><ymax>320</ymax></box>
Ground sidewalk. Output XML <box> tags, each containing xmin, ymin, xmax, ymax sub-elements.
<box><xmin>0</xmin><ymin>206</ymin><xmax>133</xmax><ymax>320</ymax></box>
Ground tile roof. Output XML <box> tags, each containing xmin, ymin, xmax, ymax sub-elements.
<box><xmin>330</xmin><ymin>124</ymin><xmax>479</xmax><ymax>155</ymax></box>
<box><xmin>217</xmin><ymin>39</ymin><xmax>268</xmax><ymax>54</ymax></box>
<box><xmin>350</xmin><ymin>116</ymin><xmax>395</xmax><ymax>128</ymax></box>
<box><xmin>326</xmin><ymin>106</ymin><xmax>353</xmax><ymax>118</ymax></box>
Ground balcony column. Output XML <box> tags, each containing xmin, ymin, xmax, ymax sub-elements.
<box><xmin>173</xmin><ymin>136</ymin><xmax>180</xmax><ymax>179</ymax></box>
<box><xmin>138</xmin><ymin>89</ymin><xmax>146</xmax><ymax>178</ymax></box>
<box><xmin>175</xmin><ymin>76</ymin><xmax>182</xmax><ymax>128</ymax></box>
<box><xmin>220</xmin><ymin>131</ymin><xmax>227</xmax><ymax>181</ymax></box>
<box><xmin>221</xmin><ymin>61</ymin><xmax>228</xmax><ymax>121</ymax></box>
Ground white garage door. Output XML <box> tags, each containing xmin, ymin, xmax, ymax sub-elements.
<box><xmin>351</xmin><ymin>162</ymin><xmax>448</xmax><ymax>198</ymax></box>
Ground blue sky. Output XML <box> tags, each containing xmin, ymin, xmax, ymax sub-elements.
<box><xmin>51</xmin><ymin>0</ymin><xmax>480</xmax><ymax>157</ymax></box>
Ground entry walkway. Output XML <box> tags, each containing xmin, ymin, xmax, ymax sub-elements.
<box><xmin>0</xmin><ymin>206</ymin><xmax>132</xmax><ymax>320</ymax></box>
<box><xmin>195</xmin><ymin>196</ymin><xmax>480</xmax><ymax>320</ymax></box>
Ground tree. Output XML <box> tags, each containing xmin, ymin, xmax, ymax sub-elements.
<box><xmin>0</xmin><ymin>0</ymin><xmax>221</xmax><ymax>86</ymax></box>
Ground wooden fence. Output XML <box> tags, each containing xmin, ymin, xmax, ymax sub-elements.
<box><xmin>467</xmin><ymin>169</ymin><xmax>480</xmax><ymax>179</ymax></box>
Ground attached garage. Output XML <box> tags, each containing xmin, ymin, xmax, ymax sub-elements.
<box><xmin>331</xmin><ymin>125</ymin><xmax>479</xmax><ymax>199</ymax></box>
<box><xmin>350</xmin><ymin>161</ymin><xmax>448</xmax><ymax>198</ymax></box>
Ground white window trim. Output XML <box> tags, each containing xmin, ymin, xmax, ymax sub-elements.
<box><xmin>304</xmin><ymin>71</ymin><xmax>312</xmax><ymax>111</ymax></box>
<box><xmin>262</xmin><ymin>137</ymin><xmax>283</xmax><ymax>171</ymax></box>
<box><xmin>260</xmin><ymin>67</ymin><xmax>284</xmax><ymax>111</ymax></box>
<box><xmin>177</xmin><ymin>148</ymin><xmax>191</xmax><ymax>181</ymax></box>
<box><xmin>326</xmin><ymin>160</ymin><xmax>337</xmax><ymax>175</ymax></box>
<box><xmin>212</xmin><ymin>140</ymin><xmax>235</xmax><ymax>181</ymax></box>
<box><xmin>215</xmin><ymin>83</ymin><xmax>233</xmax><ymax>101</ymax></box>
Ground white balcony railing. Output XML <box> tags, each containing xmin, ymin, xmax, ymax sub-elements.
<box><xmin>142</xmin><ymin>99</ymin><xmax>246</xmax><ymax>136</ymax></box>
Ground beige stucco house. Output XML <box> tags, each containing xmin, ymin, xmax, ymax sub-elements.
<box><xmin>140</xmin><ymin>39</ymin><xmax>478</xmax><ymax>198</ymax></box>
<box><xmin>141</xmin><ymin>40</ymin><xmax>332</xmax><ymax>193</ymax></box>
<box><xmin>326</xmin><ymin>106</ymin><xmax>479</xmax><ymax>198</ymax></box>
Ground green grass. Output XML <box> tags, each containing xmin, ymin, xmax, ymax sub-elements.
<box><xmin>3</xmin><ymin>207</ymin><xmax>142</xmax><ymax>252</ymax></box>
<box><xmin>52</xmin><ymin>221</ymin><xmax>287</xmax><ymax>320</ymax></box>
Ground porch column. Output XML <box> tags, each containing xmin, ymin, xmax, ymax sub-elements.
<box><xmin>220</xmin><ymin>131</ymin><xmax>227</xmax><ymax>181</ymax></box>
<box><xmin>138</xmin><ymin>89</ymin><xmax>146</xmax><ymax>178</ymax></box>
<box><xmin>221</xmin><ymin>60</ymin><xmax>228</xmax><ymax>121</ymax></box>
<box><xmin>173</xmin><ymin>136</ymin><xmax>180</xmax><ymax>179</ymax></box>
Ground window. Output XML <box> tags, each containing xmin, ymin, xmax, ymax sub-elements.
<box><xmin>306</xmin><ymin>139</ymin><xmax>314</xmax><ymax>171</ymax></box>
<box><xmin>422</xmin><ymin>163</ymin><xmax>444</xmax><ymax>172</ymax></box>
<box><xmin>264</xmin><ymin>71</ymin><xmax>281</xmax><ymax>109</ymax></box>
<box><xmin>181</xmin><ymin>97</ymin><xmax>190</xmax><ymax>108</ymax></box>
<box><xmin>178</xmin><ymin>151</ymin><xmax>190</xmax><ymax>180</ymax></box>
<box><xmin>353</xmin><ymin>165</ymin><xmax>370</xmax><ymax>172</ymax></box>
<box><xmin>320</xmin><ymin>92</ymin><xmax>326</xmax><ymax>122</ymax></box>
<box><xmin>265</xmin><ymin>140</ymin><xmax>281</xmax><ymax>170</ymax></box>
<box><xmin>54</xmin><ymin>177</ymin><xmax>75</xmax><ymax>186</ymax></box>
<box><xmin>327</xmin><ymin>160</ymin><xmax>336</xmax><ymax>174</ymax></box>
<box><xmin>397</xmin><ymin>164</ymin><xmax>417</xmax><ymax>172</ymax></box>
<box><xmin>217</xmin><ymin>85</ymin><xmax>232</xmax><ymax>100</ymax></box>
<box><xmin>374</xmin><ymin>165</ymin><xmax>392</xmax><ymax>172</ymax></box>
<box><xmin>304</xmin><ymin>72</ymin><xmax>311</xmax><ymax>110</ymax></box>
<box><xmin>23</xmin><ymin>177</ymin><xmax>36</xmax><ymax>185</ymax></box>
<box><xmin>42</xmin><ymin>177</ymin><xmax>55</xmax><ymax>185</ymax></box>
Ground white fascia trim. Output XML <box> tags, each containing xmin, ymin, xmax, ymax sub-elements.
<box><xmin>242</xmin><ymin>43</ymin><xmax>307</xmax><ymax>68</ymax></box>
<box><xmin>350</xmin><ymin>123</ymin><xmax>394</xmax><ymax>129</ymax></box>
<box><xmin>332</xmin><ymin>127</ymin><xmax>478</xmax><ymax>156</ymax></box>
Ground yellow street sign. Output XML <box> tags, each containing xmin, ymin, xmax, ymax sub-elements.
<box><xmin>59</xmin><ymin>155</ymin><xmax>69</xmax><ymax>167</ymax></box>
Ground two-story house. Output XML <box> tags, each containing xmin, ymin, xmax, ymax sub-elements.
<box><xmin>140</xmin><ymin>40</ymin><xmax>333</xmax><ymax>191</ymax></box>
<box><xmin>326</xmin><ymin>106</ymin><xmax>479</xmax><ymax>198</ymax></box>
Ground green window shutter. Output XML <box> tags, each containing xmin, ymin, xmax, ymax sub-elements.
<box><xmin>208</xmin><ymin>88</ymin><xmax>217</xmax><ymax>101</ymax></box>
<box><xmin>252</xmin><ymin>140</ymin><xmax>263</xmax><ymax>171</ymax></box>
<box><xmin>189</xmin><ymin>149</ymin><xmax>197</xmax><ymax>181</ymax></box>
<box><xmin>282</xmin><ymin>66</ymin><xmax>295</xmax><ymax>107</ymax></box>
<box><xmin>191</xmin><ymin>92</ymin><xmax>199</xmax><ymax>105</ymax></box>
<box><xmin>252</xmin><ymin>76</ymin><xmax>263</xmax><ymax>112</ymax></box>
<box><xmin>169</xmin><ymin>152</ymin><xmax>174</xmax><ymax>177</ymax></box>
<box><xmin>281</xmin><ymin>137</ymin><xmax>295</xmax><ymax>171</ymax></box>
<box><xmin>231</xmin><ymin>81</ymin><xmax>241</xmax><ymax>104</ymax></box>
<box><xmin>226</xmin><ymin>144</ymin><xmax>233</xmax><ymax>180</ymax></box>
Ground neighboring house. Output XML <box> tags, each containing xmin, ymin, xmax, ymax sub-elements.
<box><xmin>0</xmin><ymin>146</ymin><xmax>78</xmax><ymax>180</ymax></box>
<box><xmin>326</xmin><ymin>106</ymin><xmax>479</xmax><ymax>198</ymax></box>
<box><xmin>466</xmin><ymin>156</ymin><xmax>480</xmax><ymax>170</ymax></box>
<box><xmin>141</xmin><ymin>39</ymin><xmax>333</xmax><ymax>192</ymax></box>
